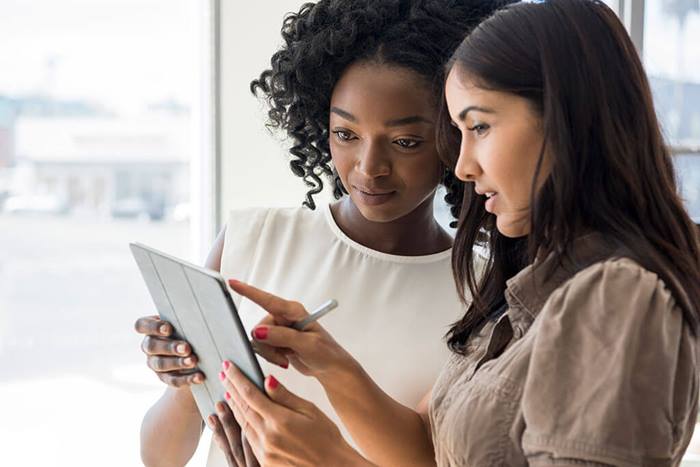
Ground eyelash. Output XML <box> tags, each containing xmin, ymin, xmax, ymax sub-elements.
<box><xmin>394</xmin><ymin>138</ymin><xmax>422</xmax><ymax>149</ymax></box>
<box><xmin>467</xmin><ymin>123</ymin><xmax>490</xmax><ymax>136</ymax></box>
<box><xmin>332</xmin><ymin>130</ymin><xmax>356</xmax><ymax>142</ymax></box>
<box><xmin>331</xmin><ymin>130</ymin><xmax>422</xmax><ymax>149</ymax></box>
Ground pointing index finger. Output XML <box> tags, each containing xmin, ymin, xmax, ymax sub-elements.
<box><xmin>227</xmin><ymin>280</ymin><xmax>305</xmax><ymax>323</ymax></box>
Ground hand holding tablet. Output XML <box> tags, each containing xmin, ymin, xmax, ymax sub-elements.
<box><xmin>130</xmin><ymin>242</ymin><xmax>339</xmax><ymax>419</ymax></box>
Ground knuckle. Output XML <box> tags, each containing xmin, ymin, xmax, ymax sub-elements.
<box><xmin>154</xmin><ymin>357</ymin><xmax>169</xmax><ymax>372</ymax></box>
<box><xmin>141</xmin><ymin>337</ymin><xmax>152</xmax><ymax>354</ymax></box>
<box><xmin>146</xmin><ymin>355</ymin><xmax>158</xmax><ymax>371</ymax></box>
<box><xmin>308</xmin><ymin>332</ymin><xmax>324</xmax><ymax>346</ymax></box>
<box><xmin>220</xmin><ymin>408</ymin><xmax>234</xmax><ymax>424</ymax></box>
<box><xmin>158</xmin><ymin>372</ymin><xmax>173</xmax><ymax>386</ymax></box>
<box><xmin>169</xmin><ymin>375</ymin><xmax>185</xmax><ymax>388</ymax></box>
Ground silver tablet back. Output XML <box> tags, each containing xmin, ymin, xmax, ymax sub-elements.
<box><xmin>130</xmin><ymin>242</ymin><xmax>265</xmax><ymax>419</ymax></box>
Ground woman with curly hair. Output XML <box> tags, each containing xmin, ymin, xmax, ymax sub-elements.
<box><xmin>134</xmin><ymin>1</ymin><xmax>508</xmax><ymax>466</ymax></box>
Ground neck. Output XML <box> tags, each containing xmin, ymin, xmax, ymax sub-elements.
<box><xmin>330</xmin><ymin>194</ymin><xmax>452</xmax><ymax>256</ymax></box>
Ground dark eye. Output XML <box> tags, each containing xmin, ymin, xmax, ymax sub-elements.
<box><xmin>332</xmin><ymin>130</ymin><xmax>355</xmax><ymax>142</ymax></box>
<box><xmin>394</xmin><ymin>138</ymin><xmax>421</xmax><ymax>149</ymax></box>
<box><xmin>467</xmin><ymin>123</ymin><xmax>490</xmax><ymax>136</ymax></box>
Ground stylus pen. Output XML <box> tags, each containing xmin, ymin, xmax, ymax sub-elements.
<box><xmin>291</xmin><ymin>299</ymin><xmax>339</xmax><ymax>331</ymax></box>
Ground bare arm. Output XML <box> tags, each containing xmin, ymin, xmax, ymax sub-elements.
<box><xmin>139</xmin><ymin>228</ymin><xmax>226</xmax><ymax>467</ymax></box>
<box><xmin>319</xmin><ymin>362</ymin><xmax>435</xmax><ymax>467</ymax></box>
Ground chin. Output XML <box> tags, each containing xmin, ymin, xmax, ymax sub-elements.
<box><xmin>355</xmin><ymin>204</ymin><xmax>406</xmax><ymax>223</ymax></box>
<box><xmin>495</xmin><ymin>217</ymin><xmax>530</xmax><ymax>238</ymax></box>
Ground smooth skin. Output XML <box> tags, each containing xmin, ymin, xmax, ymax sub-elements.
<box><xmin>210</xmin><ymin>67</ymin><xmax>549</xmax><ymax>466</ymax></box>
<box><xmin>218</xmin><ymin>362</ymin><xmax>369</xmax><ymax>467</ymax></box>
<box><xmin>135</xmin><ymin>61</ymin><xmax>452</xmax><ymax>467</ymax></box>
<box><xmin>445</xmin><ymin>67</ymin><xmax>549</xmax><ymax>237</ymax></box>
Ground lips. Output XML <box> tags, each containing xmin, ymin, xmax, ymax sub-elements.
<box><xmin>484</xmin><ymin>193</ymin><xmax>498</xmax><ymax>213</ymax></box>
<box><xmin>352</xmin><ymin>185</ymin><xmax>397</xmax><ymax>206</ymax></box>
<box><xmin>474</xmin><ymin>185</ymin><xmax>497</xmax><ymax>196</ymax></box>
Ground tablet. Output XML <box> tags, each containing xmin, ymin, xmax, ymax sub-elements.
<box><xmin>130</xmin><ymin>242</ymin><xmax>265</xmax><ymax>420</ymax></box>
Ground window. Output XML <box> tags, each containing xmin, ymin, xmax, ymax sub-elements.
<box><xmin>0</xmin><ymin>1</ymin><xmax>212</xmax><ymax>465</ymax></box>
<box><xmin>641</xmin><ymin>1</ymin><xmax>700</xmax><ymax>463</ymax></box>
<box><xmin>643</xmin><ymin>0</ymin><xmax>700</xmax><ymax>223</ymax></box>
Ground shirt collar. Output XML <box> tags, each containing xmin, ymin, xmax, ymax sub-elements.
<box><xmin>505</xmin><ymin>232</ymin><xmax>620</xmax><ymax>320</ymax></box>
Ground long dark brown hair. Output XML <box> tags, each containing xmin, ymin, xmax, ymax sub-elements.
<box><xmin>437</xmin><ymin>0</ymin><xmax>700</xmax><ymax>352</ymax></box>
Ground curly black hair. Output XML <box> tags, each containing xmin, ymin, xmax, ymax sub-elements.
<box><xmin>251</xmin><ymin>0</ymin><xmax>512</xmax><ymax>226</ymax></box>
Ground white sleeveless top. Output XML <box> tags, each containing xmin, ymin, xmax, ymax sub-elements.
<box><xmin>206</xmin><ymin>203</ymin><xmax>465</xmax><ymax>465</ymax></box>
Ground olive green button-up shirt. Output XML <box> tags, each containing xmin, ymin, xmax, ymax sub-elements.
<box><xmin>430</xmin><ymin>236</ymin><xmax>699</xmax><ymax>466</ymax></box>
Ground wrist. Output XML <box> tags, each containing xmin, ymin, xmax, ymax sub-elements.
<box><xmin>335</xmin><ymin>440</ymin><xmax>376</xmax><ymax>467</ymax></box>
<box><xmin>318</xmin><ymin>355</ymin><xmax>366</xmax><ymax>393</ymax></box>
<box><xmin>169</xmin><ymin>386</ymin><xmax>199</xmax><ymax>415</ymax></box>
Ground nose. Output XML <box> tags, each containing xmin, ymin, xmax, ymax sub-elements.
<box><xmin>356</xmin><ymin>140</ymin><xmax>391</xmax><ymax>178</ymax></box>
<box><xmin>454</xmin><ymin>137</ymin><xmax>481</xmax><ymax>182</ymax></box>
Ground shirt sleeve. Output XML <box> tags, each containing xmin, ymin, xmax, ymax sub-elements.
<box><xmin>521</xmin><ymin>258</ymin><xmax>697</xmax><ymax>467</ymax></box>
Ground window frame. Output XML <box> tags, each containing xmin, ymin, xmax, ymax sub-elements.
<box><xmin>191</xmin><ymin>0</ymin><xmax>221</xmax><ymax>263</ymax></box>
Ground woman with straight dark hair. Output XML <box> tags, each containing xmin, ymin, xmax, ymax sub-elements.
<box><xmin>212</xmin><ymin>1</ymin><xmax>700</xmax><ymax>465</ymax></box>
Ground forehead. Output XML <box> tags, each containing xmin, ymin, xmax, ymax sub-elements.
<box><xmin>445</xmin><ymin>68</ymin><xmax>496</xmax><ymax>108</ymax></box>
<box><xmin>330</xmin><ymin>62</ymin><xmax>436</xmax><ymax>120</ymax></box>
<box><xmin>444</xmin><ymin>67</ymin><xmax>535</xmax><ymax>120</ymax></box>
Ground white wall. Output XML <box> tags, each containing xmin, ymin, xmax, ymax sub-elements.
<box><xmin>218</xmin><ymin>1</ymin><xmax>323</xmax><ymax>222</ymax></box>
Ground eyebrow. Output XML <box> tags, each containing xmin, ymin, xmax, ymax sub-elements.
<box><xmin>457</xmin><ymin>105</ymin><xmax>495</xmax><ymax>121</ymax></box>
<box><xmin>330</xmin><ymin>107</ymin><xmax>357</xmax><ymax>122</ymax></box>
<box><xmin>330</xmin><ymin>107</ymin><xmax>433</xmax><ymax>127</ymax></box>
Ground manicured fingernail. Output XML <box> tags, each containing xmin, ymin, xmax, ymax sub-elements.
<box><xmin>225</xmin><ymin>391</ymin><xmax>231</xmax><ymax>400</ymax></box>
<box><xmin>228</xmin><ymin>279</ymin><xmax>240</xmax><ymax>286</ymax></box>
<box><xmin>222</xmin><ymin>360</ymin><xmax>231</xmax><ymax>371</ymax></box>
<box><xmin>184</xmin><ymin>357</ymin><xmax>194</xmax><ymax>366</ymax></box>
<box><xmin>193</xmin><ymin>374</ymin><xmax>203</xmax><ymax>383</ymax></box>
<box><xmin>267</xmin><ymin>375</ymin><xmax>279</xmax><ymax>390</ymax></box>
<box><xmin>253</xmin><ymin>327</ymin><xmax>268</xmax><ymax>340</ymax></box>
<box><xmin>207</xmin><ymin>415</ymin><xmax>215</xmax><ymax>428</ymax></box>
<box><xmin>176</xmin><ymin>344</ymin><xmax>187</xmax><ymax>355</ymax></box>
<box><xmin>159</xmin><ymin>324</ymin><xmax>169</xmax><ymax>335</ymax></box>
<box><xmin>280</xmin><ymin>361</ymin><xmax>289</xmax><ymax>369</ymax></box>
<box><xmin>218</xmin><ymin>371</ymin><xmax>225</xmax><ymax>381</ymax></box>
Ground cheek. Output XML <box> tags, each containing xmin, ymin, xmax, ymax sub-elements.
<box><xmin>329</xmin><ymin>144</ymin><xmax>353</xmax><ymax>180</ymax></box>
<box><xmin>396</xmin><ymin>152</ymin><xmax>442</xmax><ymax>191</ymax></box>
<box><xmin>483</xmin><ymin>144</ymin><xmax>538</xmax><ymax>202</ymax></box>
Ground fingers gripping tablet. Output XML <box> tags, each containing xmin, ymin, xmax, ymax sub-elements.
<box><xmin>130</xmin><ymin>242</ymin><xmax>265</xmax><ymax>420</ymax></box>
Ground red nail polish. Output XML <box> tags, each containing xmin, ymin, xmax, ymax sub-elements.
<box><xmin>225</xmin><ymin>391</ymin><xmax>231</xmax><ymax>400</ymax></box>
<box><xmin>253</xmin><ymin>326</ymin><xmax>268</xmax><ymax>340</ymax></box>
<box><xmin>280</xmin><ymin>361</ymin><xmax>289</xmax><ymax>369</ymax></box>
<box><xmin>222</xmin><ymin>360</ymin><xmax>230</xmax><ymax>370</ymax></box>
<box><xmin>268</xmin><ymin>375</ymin><xmax>279</xmax><ymax>390</ymax></box>
<box><xmin>218</xmin><ymin>371</ymin><xmax>225</xmax><ymax>381</ymax></box>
